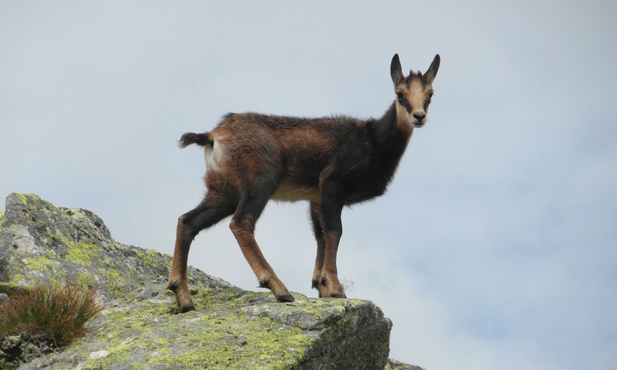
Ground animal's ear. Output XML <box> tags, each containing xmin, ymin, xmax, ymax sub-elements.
<box><xmin>390</xmin><ymin>54</ymin><xmax>404</xmax><ymax>86</ymax></box>
<box><xmin>424</xmin><ymin>54</ymin><xmax>440</xmax><ymax>84</ymax></box>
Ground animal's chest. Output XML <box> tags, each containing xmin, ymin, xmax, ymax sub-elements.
<box><xmin>339</xmin><ymin>171</ymin><xmax>390</xmax><ymax>205</ymax></box>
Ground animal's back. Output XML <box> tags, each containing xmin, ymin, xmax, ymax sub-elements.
<box><xmin>213</xmin><ymin>112</ymin><xmax>371</xmax><ymax>167</ymax></box>
<box><xmin>214</xmin><ymin>112</ymin><xmax>363</xmax><ymax>150</ymax></box>
<box><xmin>208</xmin><ymin>112</ymin><xmax>376</xmax><ymax>203</ymax></box>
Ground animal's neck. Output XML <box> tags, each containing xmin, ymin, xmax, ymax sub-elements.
<box><xmin>366</xmin><ymin>103</ymin><xmax>413</xmax><ymax>182</ymax></box>
<box><xmin>372</xmin><ymin>102</ymin><xmax>413</xmax><ymax>166</ymax></box>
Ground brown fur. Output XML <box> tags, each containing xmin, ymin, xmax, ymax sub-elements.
<box><xmin>168</xmin><ymin>54</ymin><xmax>440</xmax><ymax>312</ymax></box>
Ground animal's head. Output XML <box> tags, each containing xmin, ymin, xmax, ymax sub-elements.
<box><xmin>390</xmin><ymin>54</ymin><xmax>440</xmax><ymax>128</ymax></box>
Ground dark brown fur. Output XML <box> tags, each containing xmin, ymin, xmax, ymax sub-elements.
<box><xmin>168</xmin><ymin>54</ymin><xmax>440</xmax><ymax>312</ymax></box>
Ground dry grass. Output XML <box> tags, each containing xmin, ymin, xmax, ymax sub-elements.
<box><xmin>0</xmin><ymin>281</ymin><xmax>103</xmax><ymax>347</ymax></box>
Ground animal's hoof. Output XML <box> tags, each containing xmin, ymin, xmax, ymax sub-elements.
<box><xmin>277</xmin><ymin>293</ymin><xmax>295</xmax><ymax>303</ymax></box>
<box><xmin>329</xmin><ymin>292</ymin><xmax>347</xmax><ymax>299</ymax></box>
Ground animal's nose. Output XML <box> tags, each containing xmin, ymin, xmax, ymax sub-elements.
<box><xmin>413</xmin><ymin>113</ymin><xmax>425</xmax><ymax>122</ymax></box>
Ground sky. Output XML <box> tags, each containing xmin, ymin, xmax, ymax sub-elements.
<box><xmin>1</xmin><ymin>1</ymin><xmax>616</xmax><ymax>369</ymax></box>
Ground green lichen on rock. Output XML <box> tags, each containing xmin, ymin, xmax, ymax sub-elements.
<box><xmin>75</xmin><ymin>292</ymin><xmax>317</xmax><ymax>369</ymax></box>
<box><xmin>1</xmin><ymin>193</ymin><xmax>416</xmax><ymax>369</ymax></box>
<box><xmin>20</xmin><ymin>288</ymin><xmax>392</xmax><ymax>369</ymax></box>
<box><xmin>0</xmin><ymin>282</ymin><xmax>23</xmax><ymax>295</ymax></box>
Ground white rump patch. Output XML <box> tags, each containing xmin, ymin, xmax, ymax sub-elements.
<box><xmin>204</xmin><ymin>140</ymin><xmax>223</xmax><ymax>172</ymax></box>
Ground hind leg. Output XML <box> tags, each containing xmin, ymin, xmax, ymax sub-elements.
<box><xmin>229</xmin><ymin>191</ymin><xmax>294</xmax><ymax>302</ymax></box>
<box><xmin>168</xmin><ymin>190</ymin><xmax>237</xmax><ymax>312</ymax></box>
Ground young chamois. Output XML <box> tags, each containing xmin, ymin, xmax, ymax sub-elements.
<box><xmin>168</xmin><ymin>53</ymin><xmax>440</xmax><ymax>312</ymax></box>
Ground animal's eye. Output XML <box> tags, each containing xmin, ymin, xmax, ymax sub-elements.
<box><xmin>396</xmin><ymin>91</ymin><xmax>405</xmax><ymax>100</ymax></box>
<box><xmin>429</xmin><ymin>92</ymin><xmax>434</xmax><ymax>99</ymax></box>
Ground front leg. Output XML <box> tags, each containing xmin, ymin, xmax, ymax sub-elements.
<box><xmin>310</xmin><ymin>202</ymin><xmax>326</xmax><ymax>290</ymax></box>
<box><xmin>318</xmin><ymin>228</ymin><xmax>346</xmax><ymax>298</ymax></box>
<box><xmin>312</xmin><ymin>187</ymin><xmax>347</xmax><ymax>299</ymax></box>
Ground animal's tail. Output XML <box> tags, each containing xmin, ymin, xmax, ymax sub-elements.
<box><xmin>178</xmin><ymin>132</ymin><xmax>213</xmax><ymax>148</ymax></box>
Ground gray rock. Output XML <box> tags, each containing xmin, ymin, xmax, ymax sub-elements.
<box><xmin>0</xmin><ymin>193</ymin><xmax>420</xmax><ymax>369</ymax></box>
<box><xmin>0</xmin><ymin>193</ymin><xmax>229</xmax><ymax>302</ymax></box>
<box><xmin>0</xmin><ymin>333</ymin><xmax>56</xmax><ymax>369</ymax></box>
<box><xmin>387</xmin><ymin>358</ymin><xmax>426</xmax><ymax>370</ymax></box>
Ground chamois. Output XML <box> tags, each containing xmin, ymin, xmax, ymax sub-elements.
<box><xmin>168</xmin><ymin>53</ymin><xmax>440</xmax><ymax>312</ymax></box>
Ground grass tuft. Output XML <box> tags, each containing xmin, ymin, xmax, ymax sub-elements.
<box><xmin>0</xmin><ymin>281</ymin><xmax>103</xmax><ymax>347</ymax></box>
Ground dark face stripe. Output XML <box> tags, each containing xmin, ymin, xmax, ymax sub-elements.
<box><xmin>398</xmin><ymin>94</ymin><xmax>413</xmax><ymax>113</ymax></box>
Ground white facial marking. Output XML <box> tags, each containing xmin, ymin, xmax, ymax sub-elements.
<box><xmin>409</xmin><ymin>79</ymin><xmax>427</xmax><ymax>127</ymax></box>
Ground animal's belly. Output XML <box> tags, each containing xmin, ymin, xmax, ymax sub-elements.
<box><xmin>271</xmin><ymin>182</ymin><xmax>320</xmax><ymax>203</ymax></box>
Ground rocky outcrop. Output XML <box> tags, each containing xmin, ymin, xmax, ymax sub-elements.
<box><xmin>0</xmin><ymin>193</ymin><xmax>418</xmax><ymax>369</ymax></box>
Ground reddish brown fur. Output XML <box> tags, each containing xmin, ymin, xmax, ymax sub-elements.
<box><xmin>167</xmin><ymin>54</ymin><xmax>440</xmax><ymax>312</ymax></box>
